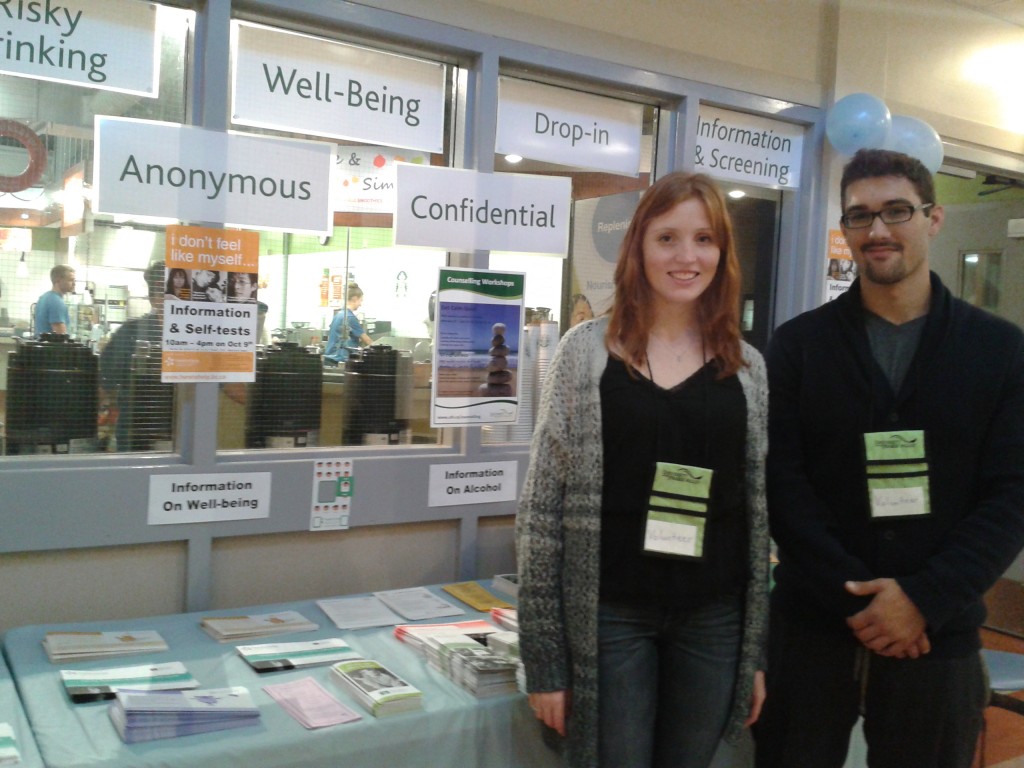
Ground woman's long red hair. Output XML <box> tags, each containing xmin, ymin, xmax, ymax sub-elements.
<box><xmin>605</xmin><ymin>172</ymin><xmax>745</xmax><ymax>378</ymax></box>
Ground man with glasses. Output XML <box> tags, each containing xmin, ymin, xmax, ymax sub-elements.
<box><xmin>755</xmin><ymin>149</ymin><xmax>1024</xmax><ymax>767</ymax></box>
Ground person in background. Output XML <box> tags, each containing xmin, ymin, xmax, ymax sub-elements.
<box><xmin>755</xmin><ymin>149</ymin><xmax>1024</xmax><ymax>768</ymax></box>
<box><xmin>569</xmin><ymin>293</ymin><xmax>594</xmax><ymax>328</ymax></box>
<box><xmin>228</xmin><ymin>271</ymin><xmax>259</xmax><ymax>303</ymax></box>
<box><xmin>165</xmin><ymin>268</ymin><xmax>190</xmax><ymax>300</ymax></box>
<box><xmin>324</xmin><ymin>283</ymin><xmax>372</xmax><ymax>365</ymax></box>
<box><xmin>516</xmin><ymin>172</ymin><xmax>769</xmax><ymax>768</ymax></box>
<box><xmin>35</xmin><ymin>264</ymin><xmax>75</xmax><ymax>336</ymax></box>
<box><xmin>99</xmin><ymin>262</ymin><xmax>168</xmax><ymax>452</ymax></box>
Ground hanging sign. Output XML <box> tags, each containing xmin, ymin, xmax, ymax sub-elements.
<box><xmin>497</xmin><ymin>77</ymin><xmax>644</xmax><ymax>176</ymax></box>
<box><xmin>161</xmin><ymin>225</ymin><xmax>260</xmax><ymax>383</ymax></box>
<box><xmin>231</xmin><ymin>21</ymin><xmax>446</xmax><ymax>154</ymax></box>
<box><xmin>94</xmin><ymin>117</ymin><xmax>334</xmax><ymax>235</ymax></box>
<box><xmin>395</xmin><ymin>165</ymin><xmax>571</xmax><ymax>255</ymax></box>
<box><xmin>695</xmin><ymin>105</ymin><xmax>803</xmax><ymax>190</ymax></box>
<box><xmin>432</xmin><ymin>268</ymin><xmax>525</xmax><ymax>427</ymax></box>
<box><xmin>0</xmin><ymin>0</ymin><xmax>159</xmax><ymax>96</ymax></box>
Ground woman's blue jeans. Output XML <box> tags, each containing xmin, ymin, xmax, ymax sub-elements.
<box><xmin>597</xmin><ymin>597</ymin><xmax>742</xmax><ymax>768</ymax></box>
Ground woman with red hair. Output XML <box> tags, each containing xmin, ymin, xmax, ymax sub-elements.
<box><xmin>517</xmin><ymin>172</ymin><xmax>769</xmax><ymax>768</ymax></box>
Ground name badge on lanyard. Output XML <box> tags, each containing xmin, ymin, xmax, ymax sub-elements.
<box><xmin>863</xmin><ymin>429</ymin><xmax>931</xmax><ymax>519</ymax></box>
<box><xmin>643</xmin><ymin>462</ymin><xmax>713</xmax><ymax>560</ymax></box>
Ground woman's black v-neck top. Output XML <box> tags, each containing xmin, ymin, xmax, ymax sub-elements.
<box><xmin>598</xmin><ymin>355</ymin><xmax>749</xmax><ymax>606</ymax></box>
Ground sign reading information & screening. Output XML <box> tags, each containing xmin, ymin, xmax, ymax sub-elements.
<box><xmin>695</xmin><ymin>105</ymin><xmax>803</xmax><ymax>190</ymax></box>
<box><xmin>0</xmin><ymin>0</ymin><xmax>159</xmax><ymax>96</ymax></box>
<box><xmin>93</xmin><ymin>117</ymin><xmax>334</xmax><ymax>235</ymax></box>
<box><xmin>231</xmin><ymin>21</ymin><xmax>446</xmax><ymax>154</ymax></box>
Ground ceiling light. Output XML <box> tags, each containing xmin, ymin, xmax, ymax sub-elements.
<box><xmin>504</xmin><ymin>154</ymin><xmax>523</xmax><ymax>164</ymax></box>
<box><xmin>728</xmin><ymin>190</ymin><xmax>746</xmax><ymax>199</ymax></box>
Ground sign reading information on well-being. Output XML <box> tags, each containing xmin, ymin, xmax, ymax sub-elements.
<box><xmin>231</xmin><ymin>21</ymin><xmax>446</xmax><ymax>153</ymax></box>
<box><xmin>93</xmin><ymin>116</ymin><xmax>334</xmax><ymax>234</ymax></box>
<box><xmin>162</xmin><ymin>225</ymin><xmax>260</xmax><ymax>383</ymax></box>
<box><xmin>695</xmin><ymin>105</ymin><xmax>803</xmax><ymax>190</ymax></box>
<box><xmin>432</xmin><ymin>268</ymin><xmax>525</xmax><ymax>428</ymax></box>
<box><xmin>0</xmin><ymin>0</ymin><xmax>159</xmax><ymax>95</ymax></box>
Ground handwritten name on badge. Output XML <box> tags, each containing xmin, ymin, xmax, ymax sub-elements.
<box><xmin>645</xmin><ymin>521</ymin><xmax>698</xmax><ymax>557</ymax></box>
<box><xmin>870</xmin><ymin>487</ymin><xmax>927</xmax><ymax>517</ymax></box>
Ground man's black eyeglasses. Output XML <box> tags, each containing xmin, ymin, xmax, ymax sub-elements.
<box><xmin>840</xmin><ymin>203</ymin><xmax>934</xmax><ymax>229</ymax></box>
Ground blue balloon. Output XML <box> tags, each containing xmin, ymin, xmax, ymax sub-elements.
<box><xmin>826</xmin><ymin>93</ymin><xmax>891</xmax><ymax>155</ymax></box>
<box><xmin>882</xmin><ymin>115</ymin><xmax>944</xmax><ymax>174</ymax></box>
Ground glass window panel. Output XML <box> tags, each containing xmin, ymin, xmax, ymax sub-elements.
<box><xmin>959</xmin><ymin>251</ymin><xmax>1001</xmax><ymax>311</ymax></box>
<box><xmin>484</xmin><ymin>88</ymin><xmax>657</xmax><ymax>444</ymax></box>
<box><xmin>0</xmin><ymin>5</ymin><xmax>191</xmax><ymax>457</ymax></box>
<box><xmin>217</xmin><ymin>30</ymin><xmax>457</xmax><ymax>451</ymax></box>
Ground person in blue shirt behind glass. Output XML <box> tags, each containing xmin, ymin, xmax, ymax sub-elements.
<box><xmin>324</xmin><ymin>283</ymin><xmax>372</xmax><ymax>365</ymax></box>
<box><xmin>34</xmin><ymin>264</ymin><xmax>75</xmax><ymax>336</ymax></box>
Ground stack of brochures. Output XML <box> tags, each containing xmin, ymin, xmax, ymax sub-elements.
<box><xmin>0</xmin><ymin>723</ymin><xmax>21</xmax><ymax>766</ymax></box>
<box><xmin>423</xmin><ymin>634</ymin><xmax>492</xmax><ymax>675</ymax></box>
<box><xmin>374</xmin><ymin>587</ymin><xmax>466</xmax><ymax>621</ymax></box>
<box><xmin>263</xmin><ymin>677</ymin><xmax>362</xmax><ymax>729</ymax></box>
<box><xmin>43</xmin><ymin>630</ymin><xmax>169</xmax><ymax>662</ymax></box>
<box><xmin>199</xmin><ymin>610</ymin><xmax>318</xmax><ymax>642</ymax></box>
<box><xmin>491</xmin><ymin>573</ymin><xmax>519</xmax><ymax>599</ymax></box>
<box><xmin>486</xmin><ymin>630</ymin><xmax>520</xmax><ymax>659</ymax></box>
<box><xmin>489</xmin><ymin>607</ymin><xmax>519</xmax><ymax>632</ymax></box>
<box><xmin>316</xmin><ymin>595</ymin><xmax>403</xmax><ymax>630</ymax></box>
<box><xmin>108</xmin><ymin>686</ymin><xmax>260</xmax><ymax>743</ymax></box>
<box><xmin>329</xmin><ymin>659</ymin><xmax>423</xmax><ymax>717</ymax></box>
<box><xmin>236</xmin><ymin>638</ymin><xmax>362</xmax><ymax>672</ymax></box>
<box><xmin>442</xmin><ymin>581</ymin><xmax>514</xmax><ymax>612</ymax></box>
<box><xmin>60</xmin><ymin>661</ymin><xmax>199</xmax><ymax>703</ymax></box>
<box><xmin>393</xmin><ymin>619</ymin><xmax>499</xmax><ymax>658</ymax></box>
<box><xmin>450</xmin><ymin>652</ymin><xmax>519</xmax><ymax>698</ymax></box>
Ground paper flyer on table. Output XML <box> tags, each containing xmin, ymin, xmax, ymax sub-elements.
<box><xmin>431</xmin><ymin>268</ymin><xmax>525</xmax><ymax>427</ymax></box>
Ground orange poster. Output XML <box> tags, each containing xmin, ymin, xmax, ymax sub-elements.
<box><xmin>162</xmin><ymin>225</ymin><xmax>261</xmax><ymax>382</ymax></box>
<box><xmin>825</xmin><ymin>228</ymin><xmax>856</xmax><ymax>302</ymax></box>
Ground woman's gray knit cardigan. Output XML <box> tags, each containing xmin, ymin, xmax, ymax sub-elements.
<box><xmin>516</xmin><ymin>316</ymin><xmax>770</xmax><ymax>768</ymax></box>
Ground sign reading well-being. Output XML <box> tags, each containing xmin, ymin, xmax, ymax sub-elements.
<box><xmin>231</xmin><ymin>21</ymin><xmax>446</xmax><ymax>154</ymax></box>
<box><xmin>93</xmin><ymin>116</ymin><xmax>333</xmax><ymax>234</ymax></box>
<box><xmin>695</xmin><ymin>105</ymin><xmax>803</xmax><ymax>190</ymax></box>
<box><xmin>395</xmin><ymin>164</ymin><xmax>572</xmax><ymax>255</ymax></box>
<box><xmin>497</xmin><ymin>77</ymin><xmax>644</xmax><ymax>177</ymax></box>
<box><xmin>0</xmin><ymin>0</ymin><xmax>159</xmax><ymax>95</ymax></box>
<box><xmin>432</xmin><ymin>268</ymin><xmax>525</xmax><ymax>427</ymax></box>
<box><xmin>161</xmin><ymin>225</ymin><xmax>260</xmax><ymax>383</ymax></box>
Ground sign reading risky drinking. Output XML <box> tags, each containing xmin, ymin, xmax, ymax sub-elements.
<box><xmin>0</xmin><ymin>0</ymin><xmax>159</xmax><ymax>96</ymax></box>
<box><xmin>231</xmin><ymin>21</ymin><xmax>446</xmax><ymax>154</ymax></box>
<box><xmin>497</xmin><ymin>77</ymin><xmax>644</xmax><ymax>177</ymax></box>
<box><xmin>162</xmin><ymin>225</ymin><xmax>260</xmax><ymax>383</ymax></box>
<box><xmin>93</xmin><ymin>116</ymin><xmax>333</xmax><ymax>234</ymax></box>
<box><xmin>394</xmin><ymin>164</ymin><xmax>572</xmax><ymax>255</ymax></box>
